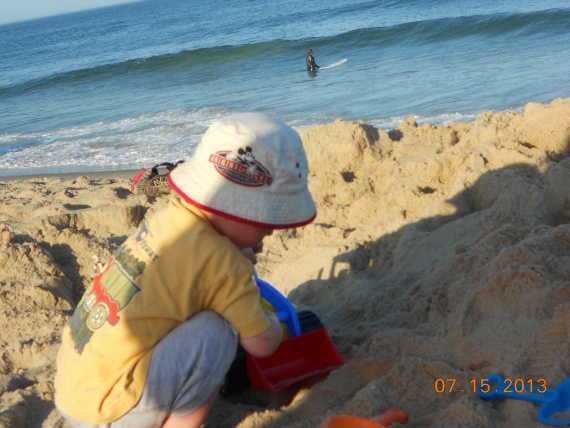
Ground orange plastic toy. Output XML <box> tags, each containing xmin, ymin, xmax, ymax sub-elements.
<box><xmin>324</xmin><ymin>407</ymin><xmax>408</xmax><ymax>428</ymax></box>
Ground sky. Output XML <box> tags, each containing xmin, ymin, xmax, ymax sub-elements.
<box><xmin>0</xmin><ymin>0</ymin><xmax>138</xmax><ymax>25</ymax></box>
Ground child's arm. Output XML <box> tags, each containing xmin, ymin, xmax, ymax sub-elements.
<box><xmin>239</xmin><ymin>310</ymin><xmax>282</xmax><ymax>358</ymax></box>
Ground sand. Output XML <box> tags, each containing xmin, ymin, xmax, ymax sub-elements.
<box><xmin>1</xmin><ymin>98</ymin><xmax>569</xmax><ymax>428</ymax></box>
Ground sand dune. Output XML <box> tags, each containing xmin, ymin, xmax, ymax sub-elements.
<box><xmin>0</xmin><ymin>98</ymin><xmax>569</xmax><ymax>427</ymax></box>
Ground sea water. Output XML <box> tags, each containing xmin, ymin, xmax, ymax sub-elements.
<box><xmin>0</xmin><ymin>0</ymin><xmax>569</xmax><ymax>176</ymax></box>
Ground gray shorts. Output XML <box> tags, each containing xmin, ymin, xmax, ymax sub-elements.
<box><xmin>57</xmin><ymin>311</ymin><xmax>238</xmax><ymax>427</ymax></box>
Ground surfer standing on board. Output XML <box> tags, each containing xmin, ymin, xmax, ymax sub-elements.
<box><xmin>306</xmin><ymin>49</ymin><xmax>319</xmax><ymax>72</ymax></box>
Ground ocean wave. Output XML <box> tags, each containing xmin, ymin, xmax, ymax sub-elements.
<box><xmin>321</xmin><ymin>7</ymin><xmax>570</xmax><ymax>51</ymax></box>
<box><xmin>2</xmin><ymin>7</ymin><xmax>567</xmax><ymax>98</ymax></box>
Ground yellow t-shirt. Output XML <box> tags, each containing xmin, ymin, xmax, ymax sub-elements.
<box><xmin>54</xmin><ymin>198</ymin><xmax>270</xmax><ymax>424</ymax></box>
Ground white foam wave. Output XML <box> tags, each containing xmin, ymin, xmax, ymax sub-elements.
<box><xmin>0</xmin><ymin>108</ymin><xmax>228</xmax><ymax>176</ymax></box>
<box><xmin>0</xmin><ymin>108</ymin><xmax>516</xmax><ymax>177</ymax></box>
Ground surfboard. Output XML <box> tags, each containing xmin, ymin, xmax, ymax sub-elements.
<box><xmin>319</xmin><ymin>58</ymin><xmax>347</xmax><ymax>70</ymax></box>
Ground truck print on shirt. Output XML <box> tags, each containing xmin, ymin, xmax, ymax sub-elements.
<box><xmin>68</xmin><ymin>247</ymin><xmax>145</xmax><ymax>354</ymax></box>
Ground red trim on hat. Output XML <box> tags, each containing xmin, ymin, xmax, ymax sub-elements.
<box><xmin>168</xmin><ymin>174</ymin><xmax>316</xmax><ymax>230</ymax></box>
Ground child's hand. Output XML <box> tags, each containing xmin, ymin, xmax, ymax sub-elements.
<box><xmin>240</xmin><ymin>310</ymin><xmax>282</xmax><ymax>357</ymax></box>
<box><xmin>240</xmin><ymin>242</ymin><xmax>264</xmax><ymax>264</ymax></box>
<box><xmin>240</xmin><ymin>247</ymin><xmax>258</xmax><ymax>265</ymax></box>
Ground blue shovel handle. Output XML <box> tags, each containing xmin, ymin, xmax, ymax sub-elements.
<box><xmin>537</xmin><ymin>378</ymin><xmax>570</xmax><ymax>426</ymax></box>
<box><xmin>253</xmin><ymin>271</ymin><xmax>301</xmax><ymax>338</ymax></box>
<box><xmin>477</xmin><ymin>374</ymin><xmax>556</xmax><ymax>404</ymax></box>
<box><xmin>478</xmin><ymin>374</ymin><xmax>570</xmax><ymax>426</ymax></box>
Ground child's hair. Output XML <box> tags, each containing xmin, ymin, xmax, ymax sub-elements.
<box><xmin>168</xmin><ymin>113</ymin><xmax>316</xmax><ymax>229</ymax></box>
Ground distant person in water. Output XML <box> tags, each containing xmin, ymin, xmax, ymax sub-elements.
<box><xmin>306</xmin><ymin>49</ymin><xmax>319</xmax><ymax>72</ymax></box>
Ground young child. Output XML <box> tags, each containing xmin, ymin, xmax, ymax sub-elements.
<box><xmin>54</xmin><ymin>113</ymin><xmax>316</xmax><ymax>428</ymax></box>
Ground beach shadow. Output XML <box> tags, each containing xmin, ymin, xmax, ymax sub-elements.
<box><xmin>115</xmin><ymin>186</ymin><xmax>132</xmax><ymax>199</ymax></box>
<box><xmin>2</xmin><ymin>365</ymin><xmax>60</xmax><ymax>428</ymax></box>
<box><xmin>320</xmin><ymin>161</ymin><xmax>562</xmax><ymax>281</ymax></box>
<box><xmin>388</xmin><ymin>129</ymin><xmax>403</xmax><ymax>141</ymax></box>
<box><xmin>38</xmin><ymin>242</ymin><xmax>85</xmax><ymax>302</ymax></box>
<box><xmin>63</xmin><ymin>203</ymin><xmax>92</xmax><ymax>210</ymax></box>
<box><xmin>218</xmin><ymin>145</ymin><xmax>570</xmax><ymax>426</ymax></box>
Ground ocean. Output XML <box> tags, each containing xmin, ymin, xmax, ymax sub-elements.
<box><xmin>1</xmin><ymin>0</ymin><xmax>569</xmax><ymax>177</ymax></box>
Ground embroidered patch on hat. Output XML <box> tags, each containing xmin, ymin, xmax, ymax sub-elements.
<box><xmin>209</xmin><ymin>146</ymin><xmax>273</xmax><ymax>187</ymax></box>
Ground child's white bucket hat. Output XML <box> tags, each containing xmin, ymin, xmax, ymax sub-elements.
<box><xmin>169</xmin><ymin>113</ymin><xmax>316</xmax><ymax>229</ymax></box>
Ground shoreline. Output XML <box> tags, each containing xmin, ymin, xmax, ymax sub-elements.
<box><xmin>0</xmin><ymin>97</ymin><xmax>562</xmax><ymax>182</ymax></box>
<box><xmin>0</xmin><ymin>168</ymin><xmax>140</xmax><ymax>182</ymax></box>
<box><xmin>0</xmin><ymin>106</ymin><xmax>525</xmax><ymax>184</ymax></box>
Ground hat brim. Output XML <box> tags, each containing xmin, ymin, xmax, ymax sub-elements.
<box><xmin>168</xmin><ymin>171</ymin><xmax>316</xmax><ymax>230</ymax></box>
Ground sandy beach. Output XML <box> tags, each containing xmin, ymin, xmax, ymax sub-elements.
<box><xmin>1</xmin><ymin>98</ymin><xmax>569</xmax><ymax>427</ymax></box>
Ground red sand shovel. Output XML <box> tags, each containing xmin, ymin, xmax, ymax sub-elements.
<box><xmin>245</xmin><ymin>273</ymin><xmax>346</xmax><ymax>393</ymax></box>
<box><xmin>324</xmin><ymin>408</ymin><xmax>408</xmax><ymax>428</ymax></box>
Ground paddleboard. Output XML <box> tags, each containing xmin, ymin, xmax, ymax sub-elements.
<box><xmin>319</xmin><ymin>58</ymin><xmax>347</xmax><ymax>70</ymax></box>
